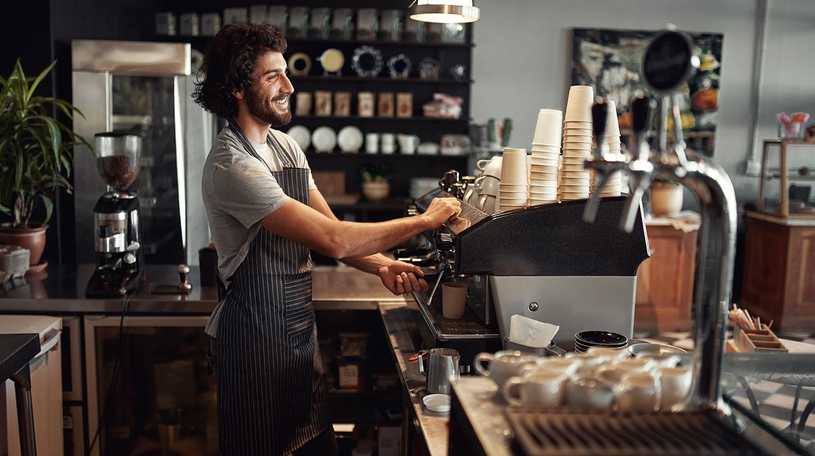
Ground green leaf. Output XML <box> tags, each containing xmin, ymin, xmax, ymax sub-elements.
<box><xmin>38</xmin><ymin>193</ymin><xmax>53</xmax><ymax>226</ymax></box>
<box><xmin>32</xmin><ymin>115</ymin><xmax>62</xmax><ymax>168</ymax></box>
<box><xmin>25</xmin><ymin>61</ymin><xmax>55</xmax><ymax>103</ymax></box>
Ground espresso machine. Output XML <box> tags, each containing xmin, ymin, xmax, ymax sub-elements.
<box><xmin>86</xmin><ymin>132</ymin><xmax>143</xmax><ymax>298</ymax></box>
<box><xmin>402</xmin><ymin>173</ymin><xmax>650</xmax><ymax>362</ymax></box>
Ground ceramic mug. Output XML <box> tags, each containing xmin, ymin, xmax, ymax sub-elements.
<box><xmin>474</xmin><ymin>350</ymin><xmax>539</xmax><ymax>388</ymax></box>
<box><xmin>397</xmin><ymin>134</ymin><xmax>419</xmax><ymax>154</ymax></box>
<box><xmin>502</xmin><ymin>369</ymin><xmax>566</xmax><ymax>408</ymax></box>
<box><xmin>614</xmin><ymin>371</ymin><xmax>661</xmax><ymax>412</ymax></box>
<box><xmin>658</xmin><ymin>366</ymin><xmax>692</xmax><ymax>409</ymax></box>
<box><xmin>565</xmin><ymin>375</ymin><xmax>614</xmax><ymax>410</ymax></box>
<box><xmin>381</xmin><ymin>133</ymin><xmax>396</xmax><ymax>154</ymax></box>
<box><xmin>365</xmin><ymin>133</ymin><xmax>379</xmax><ymax>154</ymax></box>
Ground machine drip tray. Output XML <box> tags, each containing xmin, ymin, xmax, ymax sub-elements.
<box><xmin>414</xmin><ymin>286</ymin><xmax>500</xmax><ymax>341</ymax></box>
<box><xmin>505</xmin><ymin>409</ymin><xmax>769</xmax><ymax>456</ymax></box>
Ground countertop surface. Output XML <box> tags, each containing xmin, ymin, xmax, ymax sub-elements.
<box><xmin>379</xmin><ymin>302</ymin><xmax>450</xmax><ymax>456</ymax></box>
<box><xmin>0</xmin><ymin>264</ymin><xmax>408</xmax><ymax>314</ymax></box>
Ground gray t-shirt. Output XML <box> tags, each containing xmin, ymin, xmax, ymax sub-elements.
<box><xmin>202</xmin><ymin>127</ymin><xmax>316</xmax><ymax>288</ymax></box>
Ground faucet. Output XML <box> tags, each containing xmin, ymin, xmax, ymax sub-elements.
<box><xmin>583</xmin><ymin>29</ymin><xmax>738</xmax><ymax>410</ymax></box>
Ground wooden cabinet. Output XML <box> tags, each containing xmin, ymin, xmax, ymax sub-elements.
<box><xmin>740</xmin><ymin>211</ymin><xmax>815</xmax><ymax>333</ymax></box>
<box><xmin>635</xmin><ymin>217</ymin><xmax>699</xmax><ymax>333</ymax></box>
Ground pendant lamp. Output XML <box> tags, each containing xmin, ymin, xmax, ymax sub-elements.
<box><xmin>409</xmin><ymin>0</ymin><xmax>479</xmax><ymax>23</ymax></box>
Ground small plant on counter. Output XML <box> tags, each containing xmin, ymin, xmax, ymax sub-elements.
<box><xmin>0</xmin><ymin>60</ymin><xmax>89</xmax><ymax>227</ymax></box>
<box><xmin>0</xmin><ymin>60</ymin><xmax>90</xmax><ymax>264</ymax></box>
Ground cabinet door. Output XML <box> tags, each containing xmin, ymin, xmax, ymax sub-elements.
<box><xmin>84</xmin><ymin>316</ymin><xmax>215</xmax><ymax>456</ymax></box>
<box><xmin>636</xmin><ymin>225</ymin><xmax>697</xmax><ymax>333</ymax></box>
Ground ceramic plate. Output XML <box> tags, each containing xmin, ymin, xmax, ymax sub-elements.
<box><xmin>311</xmin><ymin>126</ymin><xmax>337</xmax><ymax>152</ymax></box>
<box><xmin>337</xmin><ymin>126</ymin><xmax>363</xmax><ymax>153</ymax></box>
<box><xmin>287</xmin><ymin>125</ymin><xmax>311</xmax><ymax>151</ymax></box>
<box><xmin>422</xmin><ymin>393</ymin><xmax>451</xmax><ymax>414</ymax></box>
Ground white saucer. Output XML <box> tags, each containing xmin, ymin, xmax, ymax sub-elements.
<box><xmin>337</xmin><ymin>126</ymin><xmax>363</xmax><ymax>153</ymax></box>
<box><xmin>311</xmin><ymin>126</ymin><xmax>337</xmax><ymax>153</ymax></box>
<box><xmin>287</xmin><ymin>125</ymin><xmax>310</xmax><ymax>151</ymax></box>
<box><xmin>422</xmin><ymin>393</ymin><xmax>451</xmax><ymax>414</ymax></box>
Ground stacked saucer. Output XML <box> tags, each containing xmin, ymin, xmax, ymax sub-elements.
<box><xmin>574</xmin><ymin>330</ymin><xmax>629</xmax><ymax>353</ymax></box>
<box><xmin>528</xmin><ymin>109</ymin><xmax>561</xmax><ymax>206</ymax></box>
<box><xmin>498</xmin><ymin>147</ymin><xmax>528</xmax><ymax>212</ymax></box>
<box><xmin>590</xmin><ymin>100</ymin><xmax>625</xmax><ymax>198</ymax></box>
<box><xmin>560</xmin><ymin>86</ymin><xmax>593</xmax><ymax>201</ymax></box>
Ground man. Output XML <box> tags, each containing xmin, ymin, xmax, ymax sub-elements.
<box><xmin>194</xmin><ymin>24</ymin><xmax>461</xmax><ymax>455</ymax></box>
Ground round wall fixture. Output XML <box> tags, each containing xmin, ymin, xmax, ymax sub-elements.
<box><xmin>288</xmin><ymin>52</ymin><xmax>312</xmax><ymax>76</ymax></box>
<box><xmin>387</xmin><ymin>54</ymin><xmax>412</xmax><ymax>79</ymax></box>
<box><xmin>319</xmin><ymin>48</ymin><xmax>344</xmax><ymax>74</ymax></box>
<box><xmin>351</xmin><ymin>46</ymin><xmax>383</xmax><ymax>78</ymax></box>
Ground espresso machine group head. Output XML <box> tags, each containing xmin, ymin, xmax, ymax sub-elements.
<box><xmin>86</xmin><ymin>131</ymin><xmax>143</xmax><ymax>298</ymax></box>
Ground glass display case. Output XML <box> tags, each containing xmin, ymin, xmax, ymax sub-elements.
<box><xmin>84</xmin><ymin>316</ymin><xmax>215</xmax><ymax>456</ymax></box>
<box><xmin>72</xmin><ymin>40</ymin><xmax>215</xmax><ymax>266</ymax></box>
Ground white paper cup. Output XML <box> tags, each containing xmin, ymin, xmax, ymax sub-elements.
<box><xmin>532</xmin><ymin>108</ymin><xmax>563</xmax><ymax>147</ymax></box>
<box><xmin>442</xmin><ymin>282</ymin><xmax>467</xmax><ymax>319</ymax></box>
<box><xmin>365</xmin><ymin>133</ymin><xmax>379</xmax><ymax>154</ymax></box>
<box><xmin>604</xmin><ymin>99</ymin><xmax>620</xmax><ymax>138</ymax></box>
<box><xmin>565</xmin><ymin>86</ymin><xmax>594</xmax><ymax>121</ymax></box>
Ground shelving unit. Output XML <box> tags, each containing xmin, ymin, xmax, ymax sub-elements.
<box><xmin>157</xmin><ymin>4</ymin><xmax>474</xmax><ymax>220</ymax></box>
<box><xmin>757</xmin><ymin>138</ymin><xmax>815</xmax><ymax>219</ymax></box>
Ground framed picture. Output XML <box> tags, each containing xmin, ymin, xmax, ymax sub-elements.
<box><xmin>572</xmin><ymin>28</ymin><xmax>723</xmax><ymax>155</ymax></box>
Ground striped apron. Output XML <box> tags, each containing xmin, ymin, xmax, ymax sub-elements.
<box><xmin>216</xmin><ymin>124</ymin><xmax>330</xmax><ymax>455</ymax></box>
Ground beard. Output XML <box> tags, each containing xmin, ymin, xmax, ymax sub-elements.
<box><xmin>245</xmin><ymin>86</ymin><xmax>292</xmax><ymax>126</ymax></box>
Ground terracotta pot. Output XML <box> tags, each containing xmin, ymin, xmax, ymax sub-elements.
<box><xmin>0</xmin><ymin>225</ymin><xmax>47</xmax><ymax>266</ymax></box>
<box><xmin>650</xmin><ymin>182</ymin><xmax>683</xmax><ymax>217</ymax></box>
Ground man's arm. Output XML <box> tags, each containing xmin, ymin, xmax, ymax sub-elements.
<box><xmin>261</xmin><ymin>190</ymin><xmax>458</xmax><ymax>261</ymax></box>
<box><xmin>308</xmin><ymin>189</ymin><xmax>392</xmax><ymax>273</ymax></box>
<box><xmin>307</xmin><ymin>188</ymin><xmax>429</xmax><ymax>294</ymax></box>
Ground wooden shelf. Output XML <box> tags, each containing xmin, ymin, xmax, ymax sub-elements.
<box><xmin>307</xmin><ymin>150</ymin><xmax>469</xmax><ymax>158</ymax></box>
<box><xmin>159</xmin><ymin>34</ymin><xmax>473</xmax><ymax>49</ymax></box>
<box><xmin>295</xmin><ymin>115</ymin><xmax>465</xmax><ymax>123</ymax></box>
<box><xmin>292</xmin><ymin>75</ymin><xmax>472</xmax><ymax>85</ymax></box>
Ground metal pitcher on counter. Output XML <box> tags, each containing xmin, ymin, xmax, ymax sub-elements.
<box><xmin>417</xmin><ymin>348</ymin><xmax>461</xmax><ymax>395</ymax></box>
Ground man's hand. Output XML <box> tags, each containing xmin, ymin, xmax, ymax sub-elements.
<box><xmin>422</xmin><ymin>197</ymin><xmax>461</xmax><ymax>229</ymax></box>
<box><xmin>377</xmin><ymin>261</ymin><xmax>428</xmax><ymax>295</ymax></box>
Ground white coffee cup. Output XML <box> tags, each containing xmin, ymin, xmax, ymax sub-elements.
<box><xmin>381</xmin><ymin>133</ymin><xmax>395</xmax><ymax>154</ymax></box>
<box><xmin>441</xmin><ymin>282</ymin><xmax>467</xmax><ymax>319</ymax></box>
<box><xmin>539</xmin><ymin>357</ymin><xmax>582</xmax><ymax>376</ymax></box>
<box><xmin>503</xmin><ymin>369</ymin><xmax>566</xmax><ymax>408</ymax></box>
<box><xmin>566</xmin><ymin>375</ymin><xmax>614</xmax><ymax>410</ymax></box>
<box><xmin>658</xmin><ymin>366</ymin><xmax>692</xmax><ymax>409</ymax></box>
<box><xmin>365</xmin><ymin>133</ymin><xmax>379</xmax><ymax>154</ymax></box>
<box><xmin>397</xmin><ymin>134</ymin><xmax>419</xmax><ymax>154</ymax></box>
<box><xmin>474</xmin><ymin>351</ymin><xmax>539</xmax><ymax>389</ymax></box>
<box><xmin>614</xmin><ymin>371</ymin><xmax>661</xmax><ymax>412</ymax></box>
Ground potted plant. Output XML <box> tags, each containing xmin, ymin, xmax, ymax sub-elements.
<box><xmin>361</xmin><ymin>166</ymin><xmax>390</xmax><ymax>202</ymax></box>
<box><xmin>0</xmin><ymin>60</ymin><xmax>89</xmax><ymax>267</ymax></box>
<box><xmin>649</xmin><ymin>178</ymin><xmax>683</xmax><ymax>217</ymax></box>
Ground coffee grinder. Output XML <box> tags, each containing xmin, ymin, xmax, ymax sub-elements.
<box><xmin>86</xmin><ymin>131</ymin><xmax>143</xmax><ymax>298</ymax></box>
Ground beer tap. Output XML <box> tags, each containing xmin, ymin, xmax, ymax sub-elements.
<box><xmin>582</xmin><ymin>29</ymin><xmax>738</xmax><ymax>411</ymax></box>
<box><xmin>583</xmin><ymin>99</ymin><xmax>626</xmax><ymax>223</ymax></box>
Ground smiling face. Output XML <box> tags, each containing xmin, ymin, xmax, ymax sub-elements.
<box><xmin>240</xmin><ymin>50</ymin><xmax>294</xmax><ymax>126</ymax></box>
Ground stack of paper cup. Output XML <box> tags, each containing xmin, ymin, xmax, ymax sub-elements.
<box><xmin>590</xmin><ymin>100</ymin><xmax>624</xmax><ymax>197</ymax></box>
<box><xmin>528</xmin><ymin>109</ymin><xmax>561</xmax><ymax>206</ymax></box>
<box><xmin>499</xmin><ymin>147</ymin><xmax>528</xmax><ymax>211</ymax></box>
<box><xmin>560</xmin><ymin>86</ymin><xmax>593</xmax><ymax>201</ymax></box>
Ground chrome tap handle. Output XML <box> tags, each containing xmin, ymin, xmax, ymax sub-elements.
<box><xmin>618</xmin><ymin>96</ymin><xmax>655</xmax><ymax>232</ymax></box>
<box><xmin>591</xmin><ymin>99</ymin><xmax>609</xmax><ymax>160</ymax></box>
<box><xmin>582</xmin><ymin>168</ymin><xmax>611</xmax><ymax>223</ymax></box>
<box><xmin>671</xmin><ymin>93</ymin><xmax>689</xmax><ymax>166</ymax></box>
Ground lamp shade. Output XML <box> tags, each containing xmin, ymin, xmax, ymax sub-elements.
<box><xmin>409</xmin><ymin>0</ymin><xmax>479</xmax><ymax>23</ymax></box>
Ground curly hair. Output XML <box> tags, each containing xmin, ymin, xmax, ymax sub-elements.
<box><xmin>193</xmin><ymin>24</ymin><xmax>287</xmax><ymax>119</ymax></box>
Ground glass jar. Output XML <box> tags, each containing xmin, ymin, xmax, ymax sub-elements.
<box><xmin>309</xmin><ymin>7</ymin><xmax>330</xmax><ymax>39</ymax></box>
<box><xmin>288</xmin><ymin>6</ymin><xmax>309</xmax><ymax>39</ymax></box>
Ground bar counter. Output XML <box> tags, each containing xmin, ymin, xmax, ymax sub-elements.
<box><xmin>0</xmin><ymin>264</ymin><xmax>409</xmax><ymax>314</ymax></box>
